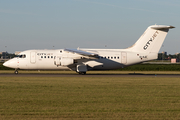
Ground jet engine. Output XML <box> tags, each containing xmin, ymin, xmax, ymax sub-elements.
<box><xmin>60</xmin><ymin>57</ymin><xmax>74</xmax><ymax>66</ymax></box>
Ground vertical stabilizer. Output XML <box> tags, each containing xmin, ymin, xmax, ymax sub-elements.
<box><xmin>128</xmin><ymin>25</ymin><xmax>174</xmax><ymax>53</ymax></box>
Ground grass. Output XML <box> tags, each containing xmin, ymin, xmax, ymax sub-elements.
<box><xmin>1</xmin><ymin>76</ymin><xmax>180</xmax><ymax>119</ymax></box>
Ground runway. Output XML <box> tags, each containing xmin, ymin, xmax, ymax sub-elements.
<box><xmin>1</xmin><ymin>73</ymin><xmax>180</xmax><ymax>77</ymax></box>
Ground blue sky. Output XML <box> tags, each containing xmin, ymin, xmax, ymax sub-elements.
<box><xmin>0</xmin><ymin>0</ymin><xmax>179</xmax><ymax>54</ymax></box>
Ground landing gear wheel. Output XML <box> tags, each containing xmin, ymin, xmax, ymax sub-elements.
<box><xmin>82</xmin><ymin>72</ymin><xmax>86</xmax><ymax>75</ymax></box>
<box><xmin>78</xmin><ymin>72</ymin><xmax>86</xmax><ymax>75</ymax></box>
<box><xmin>14</xmin><ymin>70</ymin><xmax>18</xmax><ymax>74</ymax></box>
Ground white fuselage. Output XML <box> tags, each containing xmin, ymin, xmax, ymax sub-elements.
<box><xmin>4</xmin><ymin>49</ymin><xmax>154</xmax><ymax>71</ymax></box>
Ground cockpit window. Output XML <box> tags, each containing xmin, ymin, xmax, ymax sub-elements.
<box><xmin>17</xmin><ymin>54</ymin><xmax>26</xmax><ymax>58</ymax></box>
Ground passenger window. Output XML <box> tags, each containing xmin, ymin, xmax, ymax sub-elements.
<box><xmin>51</xmin><ymin>56</ymin><xmax>53</xmax><ymax>58</ymax></box>
<box><xmin>44</xmin><ymin>56</ymin><xmax>46</xmax><ymax>58</ymax></box>
<box><xmin>111</xmin><ymin>57</ymin><xmax>113</xmax><ymax>59</ymax></box>
<box><xmin>48</xmin><ymin>56</ymin><xmax>50</xmax><ymax>58</ymax></box>
<box><xmin>41</xmin><ymin>56</ymin><xmax>43</xmax><ymax>58</ymax></box>
<box><xmin>118</xmin><ymin>57</ymin><xmax>119</xmax><ymax>59</ymax></box>
<box><xmin>114</xmin><ymin>57</ymin><xmax>116</xmax><ymax>59</ymax></box>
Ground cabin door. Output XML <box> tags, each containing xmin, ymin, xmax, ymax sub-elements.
<box><xmin>30</xmin><ymin>52</ymin><xmax>36</xmax><ymax>64</ymax></box>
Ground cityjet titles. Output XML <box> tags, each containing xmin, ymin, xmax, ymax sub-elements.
<box><xmin>143</xmin><ymin>31</ymin><xmax>159</xmax><ymax>50</ymax></box>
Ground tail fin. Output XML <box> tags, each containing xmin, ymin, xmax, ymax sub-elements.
<box><xmin>128</xmin><ymin>25</ymin><xmax>175</xmax><ymax>53</ymax></box>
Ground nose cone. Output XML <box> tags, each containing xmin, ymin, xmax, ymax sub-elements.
<box><xmin>3</xmin><ymin>61</ymin><xmax>9</xmax><ymax>67</ymax></box>
<box><xmin>3</xmin><ymin>59</ymin><xmax>17</xmax><ymax>69</ymax></box>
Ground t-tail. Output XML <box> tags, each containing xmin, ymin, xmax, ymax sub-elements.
<box><xmin>128</xmin><ymin>25</ymin><xmax>175</xmax><ymax>60</ymax></box>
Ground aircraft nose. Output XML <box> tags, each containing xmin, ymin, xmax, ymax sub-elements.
<box><xmin>3</xmin><ymin>59</ymin><xmax>17</xmax><ymax>69</ymax></box>
<box><xmin>3</xmin><ymin>61</ymin><xmax>9</xmax><ymax>67</ymax></box>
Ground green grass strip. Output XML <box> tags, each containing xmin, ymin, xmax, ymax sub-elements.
<box><xmin>1</xmin><ymin>77</ymin><xmax>180</xmax><ymax>119</ymax></box>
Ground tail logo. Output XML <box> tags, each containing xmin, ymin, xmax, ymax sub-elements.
<box><xmin>143</xmin><ymin>31</ymin><xmax>159</xmax><ymax>50</ymax></box>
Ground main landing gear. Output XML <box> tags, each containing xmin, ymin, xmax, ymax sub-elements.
<box><xmin>14</xmin><ymin>69</ymin><xmax>18</xmax><ymax>74</ymax></box>
<box><xmin>76</xmin><ymin>64</ymin><xmax>87</xmax><ymax>75</ymax></box>
<box><xmin>78</xmin><ymin>72</ymin><xmax>86</xmax><ymax>75</ymax></box>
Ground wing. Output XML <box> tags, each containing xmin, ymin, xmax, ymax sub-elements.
<box><xmin>64</xmin><ymin>48</ymin><xmax>99</xmax><ymax>58</ymax></box>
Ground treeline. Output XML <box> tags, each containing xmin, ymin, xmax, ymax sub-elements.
<box><xmin>158</xmin><ymin>53</ymin><xmax>180</xmax><ymax>60</ymax></box>
<box><xmin>118</xmin><ymin>64</ymin><xmax>180</xmax><ymax>71</ymax></box>
<box><xmin>1</xmin><ymin>63</ymin><xmax>180</xmax><ymax>71</ymax></box>
<box><xmin>0</xmin><ymin>53</ymin><xmax>16</xmax><ymax>59</ymax></box>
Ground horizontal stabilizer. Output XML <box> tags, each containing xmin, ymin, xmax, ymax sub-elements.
<box><xmin>151</xmin><ymin>25</ymin><xmax>175</xmax><ymax>30</ymax></box>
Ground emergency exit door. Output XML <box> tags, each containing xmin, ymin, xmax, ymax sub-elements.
<box><xmin>121</xmin><ymin>52</ymin><xmax>127</xmax><ymax>64</ymax></box>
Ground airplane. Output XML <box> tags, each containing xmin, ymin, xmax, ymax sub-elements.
<box><xmin>3</xmin><ymin>25</ymin><xmax>174</xmax><ymax>74</ymax></box>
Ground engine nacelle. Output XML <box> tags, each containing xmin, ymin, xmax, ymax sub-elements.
<box><xmin>60</xmin><ymin>57</ymin><xmax>74</xmax><ymax>66</ymax></box>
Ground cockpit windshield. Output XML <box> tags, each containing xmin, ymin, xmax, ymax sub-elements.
<box><xmin>17</xmin><ymin>54</ymin><xmax>26</xmax><ymax>58</ymax></box>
